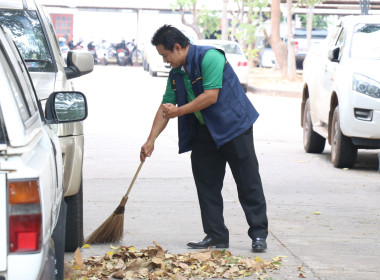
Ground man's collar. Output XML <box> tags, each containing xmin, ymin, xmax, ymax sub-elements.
<box><xmin>184</xmin><ymin>44</ymin><xmax>195</xmax><ymax>74</ymax></box>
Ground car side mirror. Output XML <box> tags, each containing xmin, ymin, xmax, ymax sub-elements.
<box><xmin>45</xmin><ymin>91</ymin><xmax>88</xmax><ymax>124</ymax></box>
<box><xmin>328</xmin><ymin>47</ymin><xmax>340</xmax><ymax>62</ymax></box>
<box><xmin>65</xmin><ymin>50</ymin><xmax>94</xmax><ymax>79</ymax></box>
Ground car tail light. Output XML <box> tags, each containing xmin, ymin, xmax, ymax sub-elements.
<box><xmin>294</xmin><ymin>41</ymin><xmax>299</xmax><ymax>54</ymax></box>
<box><xmin>237</xmin><ymin>61</ymin><xmax>248</xmax><ymax>66</ymax></box>
<box><xmin>8</xmin><ymin>180</ymin><xmax>42</xmax><ymax>253</ymax></box>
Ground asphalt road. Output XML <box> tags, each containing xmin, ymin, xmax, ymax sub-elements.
<box><xmin>66</xmin><ymin>65</ymin><xmax>380</xmax><ymax>280</ymax></box>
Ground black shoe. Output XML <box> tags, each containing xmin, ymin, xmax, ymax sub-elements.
<box><xmin>187</xmin><ymin>236</ymin><xmax>229</xmax><ymax>249</ymax></box>
<box><xmin>252</xmin><ymin>237</ymin><xmax>267</xmax><ymax>252</ymax></box>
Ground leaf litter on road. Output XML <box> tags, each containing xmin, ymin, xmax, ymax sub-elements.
<box><xmin>65</xmin><ymin>241</ymin><xmax>283</xmax><ymax>279</ymax></box>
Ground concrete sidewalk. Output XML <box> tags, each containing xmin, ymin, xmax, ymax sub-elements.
<box><xmin>248</xmin><ymin>68</ymin><xmax>303</xmax><ymax>98</ymax></box>
<box><xmin>65</xmin><ymin>66</ymin><xmax>380</xmax><ymax>280</ymax></box>
<box><xmin>75</xmin><ymin>130</ymin><xmax>318</xmax><ymax>280</ymax></box>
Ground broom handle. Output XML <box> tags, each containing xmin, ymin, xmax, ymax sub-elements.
<box><xmin>122</xmin><ymin>118</ymin><xmax>167</xmax><ymax>201</ymax></box>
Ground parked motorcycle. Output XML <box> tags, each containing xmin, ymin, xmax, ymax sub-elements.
<box><xmin>96</xmin><ymin>40</ymin><xmax>132</xmax><ymax>66</ymax></box>
<box><xmin>127</xmin><ymin>39</ymin><xmax>143</xmax><ymax>65</ymax></box>
<box><xmin>116</xmin><ymin>40</ymin><xmax>133</xmax><ymax>66</ymax></box>
<box><xmin>87</xmin><ymin>41</ymin><xmax>98</xmax><ymax>65</ymax></box>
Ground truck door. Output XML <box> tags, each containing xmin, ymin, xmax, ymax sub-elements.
<box><xmin>320</xmin><ymin>26</ymin><xmax>346</xmax><ymax>124</ymax></box>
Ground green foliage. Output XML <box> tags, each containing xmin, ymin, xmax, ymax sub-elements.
<box><xmin>298</xmin><ymin>14</ymin><xmax>328</xmax><ymax>28</ymax></box>
<box><xmin>198</xmin><ymin>7</ymin><xmax>220</xmax><ymax>39</ymax></box>
<box><xmin>174</xmin><ymin>0</ymin><xmax>196</xmax><ymax>9</ymax></box>
<box><xmin>233</xmin><ymin>0</ymin><xmax>269</xmax><ymax>61</ymax></box>
<box><xmin>297</xmin><ymin>0</ymin><xmax>325</xmax><ymax>6</ymax></box>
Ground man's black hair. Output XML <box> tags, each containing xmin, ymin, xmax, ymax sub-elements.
<box><xmin>151</xmin><ymin>24</ymin><xmax>190</xmax><ymax>51</ymax></box>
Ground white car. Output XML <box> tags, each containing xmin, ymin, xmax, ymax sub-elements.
<box><xmin>0</xmin><ymin>0</ymin><xmax>94</xmax><ymax>252</ymax></box>
<box><xmin>301</xmin><ymin>15</ymin><xmax>380</xmax><ymax>168</ymax></box>
<box><xmin>195</xmin><ymin>39</ymin><xmax>249</xmax><ymax>92</ymax></box>
<box><xmin>144</xmin><ymin>42</ymin><xmax>171</xmax><ymax>76</ymax></box>
<box><xmin>259</xmin><ymin>44</ymin><xmax>277</xmax><ymax>68</ymax></box>
<box><xmin>0</xmin><ymin>26</ymin><xmax>87</xmax><ymax>279</ymax></box>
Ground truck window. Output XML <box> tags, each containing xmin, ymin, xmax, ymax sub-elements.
<box><xmin>0</xmin><ymin>9</ymin><xmax>54</xmax><ymax>72</ymax></box>
<box><xmin>0</xmin><ymin>115</ymin><xmax>6</xmax><ymax>144</ymax></box>
<box><xmin>351</xmin><ymin>24</ymin><xmax>380</xmax><ymax>60</ymax></box>
<box><xmin>0</xmin><ymin>43</ymin><xmax>38</xmax><ymax>124</ymax></box>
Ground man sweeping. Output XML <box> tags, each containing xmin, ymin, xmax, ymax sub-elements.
<box><xmin>140</xmin><ymin>25</ymin><xmax>268</xmax><ymax>252</ymax></box>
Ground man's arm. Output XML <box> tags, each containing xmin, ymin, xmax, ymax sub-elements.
<box><xmin>163</xmin><ymin>49</ymin><xmax>224</xmax><ymax>119</ymax></box>
<box><xmin>162</xmin><ymin>88</ymin><xmax>219</xmax><ymax>118</ymax></box>
<box><xmin>140</xmin><ymin>104</ymin><xmax>169</xmax><ymax>162</ymax></box>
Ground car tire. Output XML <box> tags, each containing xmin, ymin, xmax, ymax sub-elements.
<box><xmin>150</xmin><ymin>68</ymin><xmax>157</xmax><ymax>77</ymax></box>
<box><xmin>303</xmin><ymin>99</ymin><xmax>326</xmax><ymax>153</ymax></box>
<box><xmin>64</xmin><ymin>180</ymin><xmax>84</xmax><ymax>252</ymax></box>
<box><xmin>330</xmin><ymin>106</ymin><xmax>357</xmax><ymax>168</ymax></box>
<box><xmin>143</xmin><ymin>59</ymin><xmax>147</xmax><ymax>71</ymax></box>
<box><xmin>241</xmin><ymin>83</ymin><xmax>248</xmax><ymax>93</ymax></box>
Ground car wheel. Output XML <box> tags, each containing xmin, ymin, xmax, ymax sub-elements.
<box><xmin>64</xmin><ymin>180</ymin><xmax>84</xmax><ymax>252</ymax></box>
<box><xmin>303</xmin><ymin>99</ymin><xmax>326</xmax><ymax>153</ymax></box>
<box><xmin>241</xmin><ymin>83</ymin><xmax>248</xmax><ymax>93</ymax></box>
<box><xmin>330</xmin><ymin>106</ymin><xmax>357</xmax><ymax>168</ymax></box>
<box><xmin>143</xmin><ymin>59</ymin><xmax>147</xmax><ymax>71</ymax></box>
<box><xmin>150</xmin><ymin>68</ymin><xmax>157</xmax><ymax>77</ymax></box>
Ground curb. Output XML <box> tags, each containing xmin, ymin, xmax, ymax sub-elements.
<box><xmin>248</xmin><ymin>85</ymin><xmax>302</xmax><ymax>98</ymax></box>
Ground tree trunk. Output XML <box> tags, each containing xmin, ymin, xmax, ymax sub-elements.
<box><xmin>306</xmin><ymin>5</ymin><xmax>313</xmax><ymax>50</ymax></box>
<box><xmin>179</xmin><ymin>1</ymin><xmax>204</xmax><ymax>39</ymax></box>
<box><xmin>269</xmin><ymin>0</ymin><xmax>287</xmax><ymax>77</ymax></box>
<box><xmin>287</xmin><ymin>0</ymin><xmax>296</xmax><ymax>80</ymax></box>
<box><xmin>222</xmin><ymin>0</ymin><xmax>228</xmax><ymax>40</ymax></box>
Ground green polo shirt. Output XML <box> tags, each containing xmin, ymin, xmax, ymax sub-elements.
<box><xmin>162</xmin><ymin>49</ymin><xmax>225</xmax><ymax>125</ymax></box>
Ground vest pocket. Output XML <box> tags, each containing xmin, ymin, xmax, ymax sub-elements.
<box><xmin>192</xmin><ymin>76</ymin><xmax>204</xmax><ymax>95</ymax></box>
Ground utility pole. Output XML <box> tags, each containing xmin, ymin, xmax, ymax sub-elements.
<box><xmin>360</xmin><ymin>0</ymin><xmax>370</xmax><ymax>15</ymax></box>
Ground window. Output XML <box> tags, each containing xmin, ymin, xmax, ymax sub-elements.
<box><xmin>351</xmin><ymin>23</ymin><xmax>380</xmax><ymax>60</ymax></box>
<box><xmin>0</xmin><ymin>9</ymin><xmax>54</xmax><ymax>72</ymax></box>
<box><xmin>0</xmin><ymin>114</ymin><xmax>6</xmax><ymax>144</ymax></box>
<box><xmin>0</xmin><ymin>46</ymin><xmax>37</xmax><ymax>125</ymax></box>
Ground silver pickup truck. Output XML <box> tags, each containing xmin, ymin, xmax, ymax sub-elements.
<box><xmin>0</xmin><ymin>24</ymin><xmax>88</xmax><ymax>279</ymax></box>
<box><xmin>0</xmin><ymin>0</ymin><xmax>94</xmax><ymax>251</ymax></box>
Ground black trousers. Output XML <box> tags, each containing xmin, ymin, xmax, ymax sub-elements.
<box><xmin>191</xmin><ymin>123</ymin><xmax>268</xmax><ymax>242</ymax></box>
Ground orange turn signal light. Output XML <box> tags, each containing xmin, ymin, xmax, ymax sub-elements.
<box><xmin>9</xmin><ymin>180</ymin><xmax>40</xmax><ymax>204</ymax></box>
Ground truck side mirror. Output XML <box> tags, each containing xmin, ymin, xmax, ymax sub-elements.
<box><xmin>45</xmin><ymin>91</ymin><xmax>88</xmax><ymax>124</ymax></box>
<box><xmin>65</xmin><ymin>50</ymin><xmax>94</xmax><ymax>79</ymax></box>
<box><xmin>328</xmin><ymin>47</ymin><xmax>340</xmax><ymax>62</ymax></box>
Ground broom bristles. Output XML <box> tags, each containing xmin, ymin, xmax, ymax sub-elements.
<box><xmin>85</xmin><ymin>206</ymin><xmax>125</xmax><ymax>244</ymax></box>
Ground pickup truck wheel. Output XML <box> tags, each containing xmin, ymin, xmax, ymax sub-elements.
<box><xmin>64</xmin><ymin>181</ymin><xmax>84</xmax><ymax>252</ymax></box>
<box><xmin>303</xmin><ymin>99</ymin><xmax>326</xmax><ymax>153</ymax></box>
<box><xmin>331</xmin><ymin>106</ymin><xmax>357</xmax><ymax>168</ymax></box>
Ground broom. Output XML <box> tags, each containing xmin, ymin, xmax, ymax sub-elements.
<box><xmin>85</xmin><ymin>118</ymin><xmax>166</xmax><ymax>244</ymax></box>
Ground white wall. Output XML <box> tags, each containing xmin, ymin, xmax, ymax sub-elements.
<box><xmin>45</xmin><ymin>6</ymin><xmax>195</xmax><ymax>47</ymax></box>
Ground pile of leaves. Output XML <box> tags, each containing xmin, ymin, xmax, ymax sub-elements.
<box><xmin>65</xmin><ymin>241</ymin><xmax>283</xmax><ymax>280</ymax></box>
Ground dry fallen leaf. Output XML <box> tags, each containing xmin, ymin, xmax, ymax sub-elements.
<box><xmin>299</xmin><ymin>272</ymin><xmax>307</xmax><ymax>278</ymax></box>
<box><xmin>65</xmin><ymin>242</ymin><xmax>283</xmax><ymax>279</ymax></box>
<box><xmin>73</xmin><ymin>248</ymin><xmax>85</xmax><ymax>270</ymax></box>
<box><xmin>81</xmin><ymin>243</ymin><xmax>90</xmax><ymax>249</ymax></box>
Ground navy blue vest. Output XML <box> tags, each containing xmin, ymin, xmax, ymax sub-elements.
<box><xmin>169</xmin><ymin>44</ymin><xmax>259</xmax><ymax>153</ymax></box>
